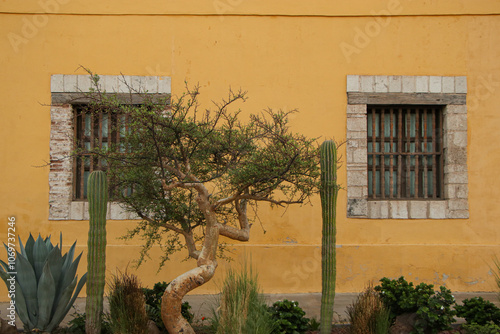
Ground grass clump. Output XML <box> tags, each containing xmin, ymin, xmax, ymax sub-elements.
<box><xmin>108</xmin><ymin>270</ymin><xmax>149</xmax><ymax>334</ymax></box>
<box><xmin>211</xmin><ymin>265</ymin><xmax>275</xmax><ymax>334</ymax></box>
<box><xmin>347</xmin><ymin>285</ymin><xmax>391</xmax><ymax>334</ymax></box>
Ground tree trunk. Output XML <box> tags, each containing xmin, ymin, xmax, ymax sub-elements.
<box><xmin>161</xmin><ymin>263</ymin><xmax>217</xmax><ymax>333</ymax></box>
<box><xmin>162</xmin><ymin>196</ymin><xmax>220</xmax><ymax>333</ymax></box>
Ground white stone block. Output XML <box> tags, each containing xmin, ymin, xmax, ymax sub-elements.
<box><xmin>100</xmin><ymin>75</ymin><xmax>116</xmax><ymax>92</ymax></box>
<box><xmin>416</xmin><ymin>76</ymin><xmax>429</xmax><ymax>93</ymax></box>
<box><xmin>368</xmin><ymin>201</ymin><xmax>389</xmax><ymax>219</ymax></box>
<box><xmin>70</xmin><ymin>201</ymin><xmax>84</xmax><ymax>220</ymax></box>
<box><xmin>158</xmin><ymin>76</ymin><xmax>171</xmax><ymax>94</ymax></box>
<box><xmin>429</xmin><ymin>201</ymin><xmax>446</xmax><ymax>219</ymax></box>
<box><xmin>361</xmin><ymin>76</ymin><xmax>375</xmax><ymax>93</ymax></box>
<box><xmin>409</xmin><ymin>201</ymin><xmax>428</xmax><ymax>219</ymax></box>
<box><xmin>347</xmin><ymin>75</ymin><xmax>360</xmax><ymax>92</ymax></box>
<box><xmin>455</xmin><ymin>76</ymin><xmax>467</xmax><ymax>93</ymax></box>
<box><xmin>129</xmin><ymin>76</ymin><xmax>144</xmax><ymax>93</ymax></box>
<box><xmin>375</xmin><ymin>76</ymin><xmax>388</xmax><ymax>93</ymax></box>
<box><xmin>109</xmin><ymin>203</ymin><xmax>128</xmax><ymax>220</ymax></box>
<box><xmin>51</xmin><ymin>74</ymin><xmax>64</xmax><ymax>92</ymax></box>
<box><xmin>118</xmin><ymin>75</ymin><xmax>132</xmax><ymax>93</ymax></box>
<box><xmin>77</xmin><ymin>75</ymin><xmax>92</xmax><ymax>92</ymax></box>
<box><xmin>144</xmin><ymin>76</ymin><xmax>158</xmax><ymax>93</ymax></box>
<box><xmin>442</xmin><ymin>76</ymin><xmax>455</xmax><ymax>93</ymax></box>
<box><xmin>63</xmin><ymin>75</ymin><xmax>77</xmax><ymax>92</ymax></box>
<box><xmin>402</xmin><ymin>76</ymin><xmax>416</xmax><ymax>93</ymax></box>
<box><xmin>390</xmin><ymin>201</ymin><xmax>408</xmax><ymax>219</ymax></box>
<box><xmin>388</xmin><ymin>76</ymin><xmax>402</xmax><ymax>92</ymax></box>
<box><xmin>346</xmin><ymin>104</ymin><xmax>366</xmax><ymax>114</ymax></box>
<box><xmin>429</xmin><ymin>76</ymin><xmax>442</xmax><ymax>93</ymax></box>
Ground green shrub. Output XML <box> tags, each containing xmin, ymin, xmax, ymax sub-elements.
<box><xmin>374</xmin><ymin>276</ymin><xmax>434</xmax><ymax>319</ymax></box>
<box><xmin>142</xmin><ymin>281</ymin><xmax>193</xmax><ymax>331</ymax></box>
<box><xmin>108</xmin><ymin>271</ymin><xmax>149</xmax><ymax>334</ymax></box>
<box><xmin>374</xmin><ymin>277</ymin><xmax>456</xmax><ymax>334</ymax></box>
<box><xmin>414</xmin><ymin>286</ymin><xmax>456</xmax><ymax>334</ymax></box>
<box><xmin>211</xmin><ymin>266</ymin><xmax>275</xmax><ymax>334</ymax></box>
<box><xmin>66</xmin><ymin>311</ymin><xmax>112</xmax><ymax>334</ymax></box>
<box><xmin>269</xmin><ymin>299</ymin><xmax>310</xmax><ymax>334</ymax></box>
<box><xmin>462</xmin><ymin>321</ymin><xmax>500</xmax><ymax>334</ymax></box>
<box><xmin>455</xmin><ymin>297</ymin><xmax>500</xmax><ymax>325</ymax></box>
<box><xmin>347</xmin><ymin>285</ymin><xmax>391</xmax><ymax>334</ymax></box>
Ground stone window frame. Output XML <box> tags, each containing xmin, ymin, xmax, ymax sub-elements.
<box><xmin>346</xmin><ymin>75</ymin><xmax>469</xmax><ymax>219</ymax></box>
<box><xmin>49</xmin><ymin>74</ymin><xmax>171</xmax><ymax>220</ymax></box>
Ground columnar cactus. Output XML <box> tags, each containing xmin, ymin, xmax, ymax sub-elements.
<box><xmin>319</xmin><ymin>140</ymin><xmax>339</xmax><ymax>334</ymax></box>
<box><xmin>86</xmin><ymin>170</ymin><xmax>108</xmax><ymax>334</ymax></box>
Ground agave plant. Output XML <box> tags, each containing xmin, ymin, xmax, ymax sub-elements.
<box><xmin>0</xmin><ymin>233</ymin><xmax>87</xmax><ymax>333</ymax></box>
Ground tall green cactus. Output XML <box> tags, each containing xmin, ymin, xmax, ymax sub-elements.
<box><xmin>86</xmin><ymin>170</ymin><xmax>108</xmax><ymax>334</ymax></box>
<box><xmin>319</xmin><ymin>140</ymin><xmax>339</xmax><ymax>334</ymax></box>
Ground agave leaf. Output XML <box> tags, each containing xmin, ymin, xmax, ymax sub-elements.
<box><xmin>18</xmin><ymin>235</ymin><xmax>27</xmax><ymax>258</ymax></box>
<box><xmin>36</xmin><ymin>261</ymin><xmax>56</xmax><ymax>330</ymax></box>
<box><xmin>33</xmin><ymin>235</ymin><xmax>50</xmax><ymax>282</ymax></box>
<box><xmin>56</xmin><ymin>252</ymin><xmax>83</xmax><ymax>304</ymax></box>
<box><xmin>47</xmin><ymin>246</ymin><xmax>63</xmax><ymax>290</ymax></box>
<box><xmin>14</xmin><ymin>280</ymin><xmax>35</xmax><ymax>331</ymax></box>
<box><xmin>45</xmin><ymin>235</ymin><xmax>54</xmax><ymax>253</ymax></box>
<box><xmin>0</xmin><ymin>259</ymin><xmax>9</xmax><ymax>275</ymax></box>
<box><xmin>46</xmin><ymin>275</ymin><xmax>77</xmax><ymax>332</ymax></box>
<box><xmin>24</xmin><ymin>234</ymin><xmax>36</xmax><ymax>267</ymax></box>
<box><xmin>59</xmin><ymin>232</ymin><xmax>63</xmax><ymax>250</ymax></box>
<box><xmin>15</xmin><ymin>250</ymin><xmax>38</xmax><ymax>326</ymax></box>
<box><xmin>61</xmin><ymin>241</ymin><xmax>76</xmax><ymax>275</ymax></box>
<box><xmin>47</xmin><ymin>272</ymin><xmax>87</xmax><ymax>333</ymax></box>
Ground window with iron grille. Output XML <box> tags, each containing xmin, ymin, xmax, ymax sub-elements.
<box><xmin>73</xmin><ymin>105</ymin><xmax>129</xmax><ymax>200</ymax></box>
<box><xmin>367</xmin><ymin>105</ymin><xmax>444</xmax><ymax>200</ymax></box>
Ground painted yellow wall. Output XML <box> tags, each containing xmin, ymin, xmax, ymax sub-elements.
<box><xmin>1</xmin><ymin>0</ymin><xmax>500</xmax><ymax>301</ymax></box>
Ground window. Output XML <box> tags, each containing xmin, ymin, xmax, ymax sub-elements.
<box><xmin>346</xmin><ymin>75</ymin><xmax>469</xmax><ymax>219</ymax></box>
<box><xmin>49</xmin><ymin>74</ymin><xmax>170</xmax><ymax>220</ymax></box>
<box><xmin>73</xmin><ymin>105</ymin><xmax>128</xmax><ymax>200</ymax></box>
<box><xmin>367</xmin><ymin>105</ymin><xmax>443</xmax><ymax>199</ymax></box>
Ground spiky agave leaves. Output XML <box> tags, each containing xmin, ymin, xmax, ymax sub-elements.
<box><xmin>0</xmin><ymin>233</ymin><xmax>87</xmax><ymax>332</ymax></box>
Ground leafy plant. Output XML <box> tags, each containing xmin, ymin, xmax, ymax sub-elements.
<box><xmin>455</xmin><ymin>297</ymin><xmax>500</xmax><ymax>325</ymax></box>
<box><xmin>413</xmin><ymin>286</ymin><xmax>456</xmax><ymax>334</ymax></box>
<box><xmin>143</xmin><ymin>281</ymin><xmax>194</xmax><ymax>331</ymax></box>
<box><xmin>375</xmin><ymin>277</ymin><xmax>455</xmax><ymax>334</ymax></box>
<box><xmin>211</xmin><ymin>265</ymin><xmax>275</xmax><ymax>334</ymax></box>
<box><xmin>347</xmin><ymin>285</ymin><xmax>391</xmax><ymax>334</ymax></box>
<box><xmin>66</xmin><ymin>311</ymin><xmax>112</xmax><ymax>334</ymax></box>
<box><xmin>374</xmin><ymin>276</ymin><xmax>434</xmax><ymax>319</ymax></box>
<box><xmin>269</xmin><ymin>299</ymin><xmax>310</xmax><ymax>334</ymax></box>
<box><xmin>462</xmin><ymin>321</ymin><xmax>500</xmax><ymax>334</ymax></box>
<box><xmin>108</xmin><ymin>270</ymin><xmax>149</xmax><ymax>334</ymax></box>
<box><xmin>0</xmin><ymin>234</ymin><xmax>87</xmax><ymax>333</ymax></box>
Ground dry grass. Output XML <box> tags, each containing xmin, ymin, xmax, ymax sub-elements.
<box><xmin>108</xmin><ymin>270</ymin><xmax>149</xmax><ymax>334</ymax></box>
<box><xmin>346</xmin><ymin>284</ymin><xmax>391</xmax><ymax>334</ymax></box>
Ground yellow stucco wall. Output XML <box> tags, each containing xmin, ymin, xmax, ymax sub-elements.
<box><xmin>1</xmin><ymin>0</ymin><xmax>500</xmax><ymax>301</ymax></box>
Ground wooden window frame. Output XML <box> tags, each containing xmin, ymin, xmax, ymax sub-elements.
<box><xmin>346</xmin><ymin>75</ymin><xmax>469</xmax><ymax>219</ymax></box>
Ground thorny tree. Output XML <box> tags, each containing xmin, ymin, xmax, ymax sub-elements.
<box><xmin>80</xmin><ymin>77</ymin><xmax>320</xmax><ymax>333</ymax></box>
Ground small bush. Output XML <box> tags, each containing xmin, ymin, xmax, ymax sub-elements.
<box><xmin>143</xmin><ymin>281</ymin><xmax>194</xmax><ymax>331</ymax></box>
<box><xmin>347</xmin><ymin>285</ymin><xmax>391</xmax><ymax>334</ymax></box>
<box><xmin>455</xmin><ymin>297</ymin><xmax>500</xmax><ymax>325</ymax></box>
<box><xmin>108</xmin><ymin>271</ymin><xmax>149</xmax><ymax>334</ymax></box>
<box><xmin>269</xmin><ymin>299</ymin><xmax>310</xmax><ymax>334</ymax></box>
<box><xmin>211</xmin><ymin>265</ymin><xmax>275</xmax><ymax>334</ymax></box>
<box><xmin>414</xmin><ymin>286</ymin><xmax>456</xmax><ymax>334</ymax></box>
<box><xmin>374</xmin><ymin>276</ymin><xmax>434</xmax><ymax>319</ymax></box>
<box><xmin>374</xmin><ymin>277</ymin><xmax>456</xmax><ymax>334</ymax></box>
<box><xmin>462</xmin><ymin>321</ymin><xmax>500</xmax><ymax>334</ymax></box>
<box><xmin>66</xmin><ymin>311</ymin><xmax>112</xmax><ymax>334</ymax></box>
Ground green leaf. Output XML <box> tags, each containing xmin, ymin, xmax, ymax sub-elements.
<box><xmin>33</xmin><ymin>234</ymin><xmax>50</xmax><ymax>281</ymax></box>
<box><xmin>46</xmin><ymin>275</ymin><xmax>78</xmax><ymax>332</ymax></box>
<box><xmin>24</xmin><ymin>234</ymin><xmax>36</xmax><ymax>268</ymax></box>
<box><xmin>36</xmin><ymin>261</ymin><xmax>56</xmax><ymax>329</ymax></box>
<box><xmin>15</xmin><ymin>250</ymin><xmax>38</xmax><ymax>326</ymax></box>
<box><xmin>14</xmin><ymin>280</ymin><xmax>35</xmax><ymax>330</ymax></box>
